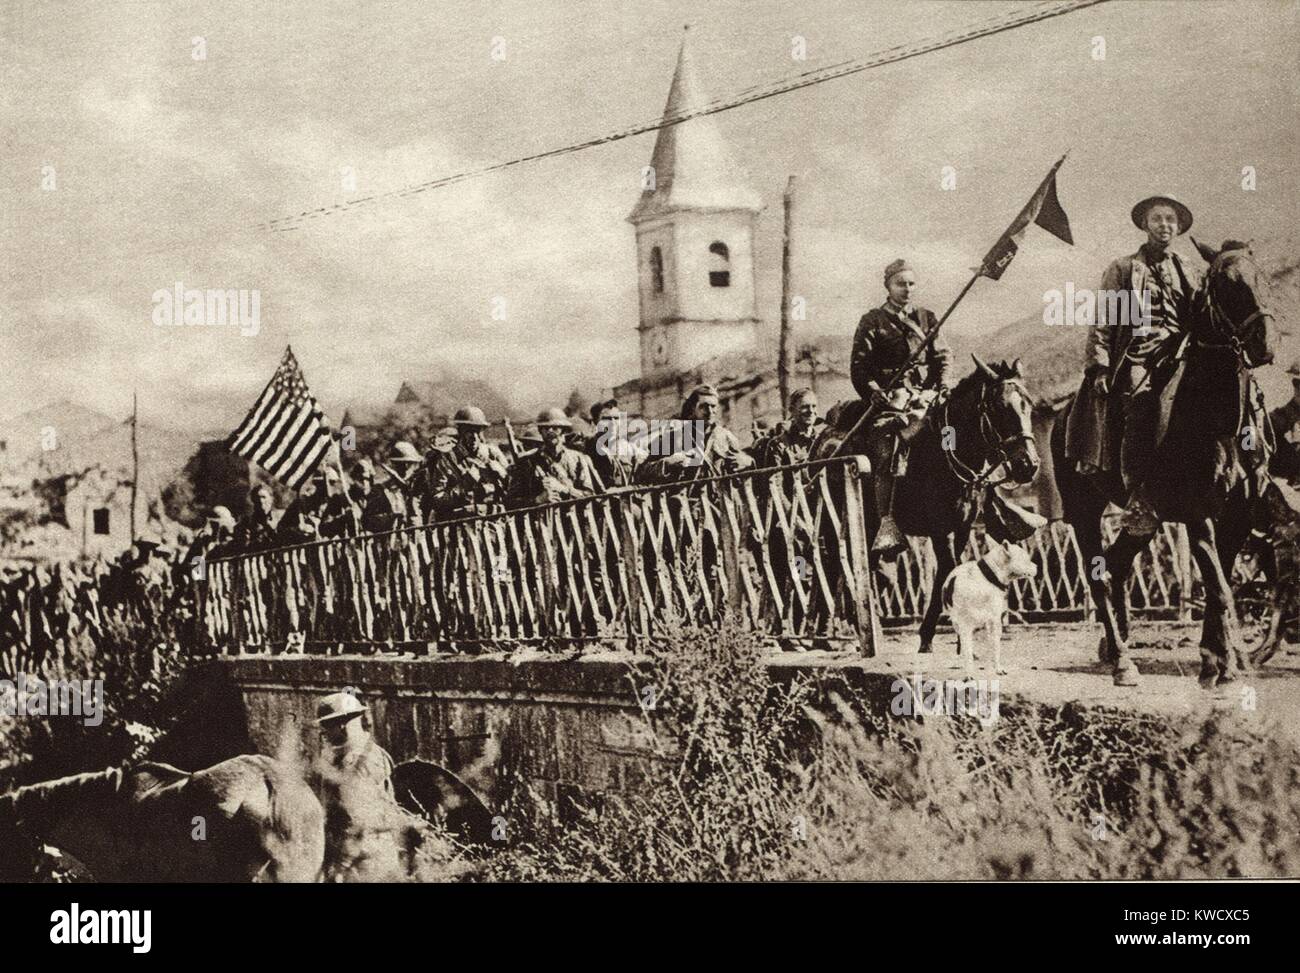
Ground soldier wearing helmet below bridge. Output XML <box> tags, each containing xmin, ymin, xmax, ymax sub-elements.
<box><xmin>422</xmin><ymin>405</ymin><xmax>512</xmax><ymax>519</ymax></box>
<box><xmin>638</xmin><ymin>385</ymin><xmax>754</xmax><ymax>483</ymax></box>
<box><xmin>506</xmin><ymin>408</ymin><xmax>605</xmax><ymax>508</ymax></box>
<box><xmin>1066</xmin><ymin>194</ymin><xmax>1204</xmax><ymax>536</ymax></box>
<box><xmin>850</xmin><ymin>258</ymin><xmax>954</xmax><ymax>556</ymax></box>
<box><xmin>313</xmin><ymin>691</ymin><xmax>396</xmax><ymax>880</ymax></box>
<box><xmin>315</xmin><ymin>691</ymin><xmax>394</xmax><ymax>796</ymax></box>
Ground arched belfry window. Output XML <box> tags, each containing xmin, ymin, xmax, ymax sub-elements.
<box><xmin>708</xmin><ymin>242</ymin><xmax>730</xmax><ymax>288</ymax></box>
<box><xmin>650</xmin><ymin>246</ymin><xmax>665</xmax><ymax>293</ymax></box>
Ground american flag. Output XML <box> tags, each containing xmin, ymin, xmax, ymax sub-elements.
<box><xmin>227</xmin><ymin>346</ymin><xmax>334</xmax><ymax>489</ymax></box>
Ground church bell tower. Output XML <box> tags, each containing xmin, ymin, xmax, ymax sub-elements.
<box><xmin>628</xmin><ymin>28</ymin><xmax>764</xmax><ymax>388</ymax></box>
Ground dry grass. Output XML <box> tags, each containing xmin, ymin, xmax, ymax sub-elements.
<box><xmin>483</xmin><ymin>624</ymin><xmax>1300</xmax><ymax>882</ymax></box>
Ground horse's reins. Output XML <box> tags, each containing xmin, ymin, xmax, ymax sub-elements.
<box><xmin>1196</xmin><ymin>262</ymin><xmax>1273</xmax><ymax>371</ymax></box>
<box><xmin>1190</xmin><ymin>253</ymin><xmax>1275</xmax><ymax>445</ymax></box>
<box><xmin>940</xmin><ymin>377</ymin><xmax>1034</xmax><ymax>488</ymax></box>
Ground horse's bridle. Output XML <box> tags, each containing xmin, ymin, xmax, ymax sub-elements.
<box><xmin>941</xmin><ymin>377</ymin><xmax>1035</xmax><ymax>487</ymax></box>
<box><xmin>1196</xmin><ymin>255</ymin><xmax>1273</xmax><ymax>370</ymax></box>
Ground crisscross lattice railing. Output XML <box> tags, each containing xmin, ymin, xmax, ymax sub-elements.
<box><xmin>199</xmin><ymin>457</ymin><xmax>882</xmax><ymax>656</ymax></box>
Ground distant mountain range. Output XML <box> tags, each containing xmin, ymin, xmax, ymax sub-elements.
<box><xmin>0</xmin><ymin>399</ymin><xmax>204</xmax><ymax>495</ymax></box>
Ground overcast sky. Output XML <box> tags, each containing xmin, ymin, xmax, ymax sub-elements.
<box><xmin>2</xmin><ymin>0</ymin><xmax>1297</xmax><ymax>433</ymax></box>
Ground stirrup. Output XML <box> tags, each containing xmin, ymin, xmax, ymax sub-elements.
<box><xmin>872</xmin><ymin>517</ymin><xmax>906</xmax><ymax>557</ymax></box>
<box><xmin>1120</xmin><ymin>495</ymin><xmax>1160</xmax><ymax>536</ymax></box>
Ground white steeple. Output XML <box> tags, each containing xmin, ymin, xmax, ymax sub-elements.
<box><xmin>625</xmin><ymin>28</ymin><xmax>764</xmax><ymax>413</ymax></box>
<box><xmin>627</xmin><ymin>27</ymin><xmax>762</xmax><ymax>224</ymax></box>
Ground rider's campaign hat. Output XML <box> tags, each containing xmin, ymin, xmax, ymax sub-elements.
<box><xmin>315</xmin><ymin>692</ymin><xmax>368</xmax><ymax>726</ymax></box>
<box><xmin>1131</xmin><ymin>195</ymin><xmax>1193</xmax><ymax>234</ymax></box>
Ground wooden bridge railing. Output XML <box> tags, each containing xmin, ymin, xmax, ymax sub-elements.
<box><xmin>198</xmin><ymin>456</ymin><xmax>883</xmax><ymax>656</ymax></box>
<box><xmin>879</xmin><ymin>519</ymin><xmax>1198</xmax><ymax>624</ymax></box>
<box><xmin>198</xmin><ymin>456</ymin><xmax>1217</xmax><ymax>658</ymax></box>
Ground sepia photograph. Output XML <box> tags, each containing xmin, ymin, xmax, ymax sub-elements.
<box><xmin>1</xmin><ymin>0</ymin><xmax>1297</xmax><ymax>948</ymax></box>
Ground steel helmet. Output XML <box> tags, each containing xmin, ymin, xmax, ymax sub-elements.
<box><xmin>536</xmin><ymin>407</ymin><xmax>572</xmax><ymax>428</ymax></box>
<box><xmin>453</xmin><ymin>406</ymin><xmax>490</xmax><ymax>428</ymax></box>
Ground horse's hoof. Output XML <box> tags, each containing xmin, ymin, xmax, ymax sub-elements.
<box><xmin>1112</xmin><ymin>660</ymin><xmax>1140</xmax><ymax>687</ymax></box>
<box><xmin>1096</xmin><ymin>635</ymin><xmax>1116</xmax><ymax>666</ymax></box>
<box><xmin>1198</xmin><ymin>662</ymin><xmax>1219</xmax><ymax>690</ymax></box>
<box><xmin>918</xmin><ymin>643</ymin><xmax>933</xmax><ymax>654</ymax></box>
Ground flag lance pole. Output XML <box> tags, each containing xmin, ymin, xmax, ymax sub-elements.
<box><xmin>831</xmin><ymin>152</ymin><xmax>1070</xmax><ymax>458</ymax></box>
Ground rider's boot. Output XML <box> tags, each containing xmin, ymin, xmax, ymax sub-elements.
<box><xmin>1120</xmin><ymin>483</ymin><xmax>1160</xmax><ymax>537</ymax></box>
<box><xmin>872</xmin><ymin>473</ymin><xmax>906</xmax><ymax>558</ymax></box>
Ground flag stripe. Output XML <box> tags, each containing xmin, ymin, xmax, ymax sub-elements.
<box><xmin>282</xmin><ymin>428</ymin><xmax>332</xmax><ymax>488</ymax></box>
<box><xmin>258</xmin><ymin>401</ymin><xmax>314</xmax><ymax>470</ymax></box>
<box><xmin>285</xmin><ymin>436</ymin><xmax>331</xmax><ymax>489</ymax></box>
<box><xmin>246</xmin><ymin>402</ymin><xmax>301</xmax><ymax>467</ymax></box>
<box><xmin>229</xmin><ymin>382</ymin><xmax>277</xmax><ymax>453</ymax></box>
<box><xmin>276</xmin><ymin>409</ymin><xmax>329</xmax><ymax>479</ymax></box>
<box><xmin>227</xmin><ymin>347</ymin><xmax>333</xmax><ymax>489</ymax></box>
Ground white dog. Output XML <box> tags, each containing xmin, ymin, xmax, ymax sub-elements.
<box><xmin>941</xmin><ymin>539</ymin><xmax>1038</xmax><ymax>674</ymax></box>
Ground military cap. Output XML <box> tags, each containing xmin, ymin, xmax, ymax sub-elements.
<box><xmin>453</xmin><ymin>405</ymin><xmax>490</xmax><ymax>428</ymax></box>
<box><xmin>883</xmin><ymin>258</ymin><xmax>914</xmax><ymax>285</ymax></box>
<box><xmin>690</xmin><ymin>384</ymin><xmax>720</xmax><ymax>402</ymax></box>
<box><xmin>1131</xmin><ymin>194</ymin><xmax>1193</xmax><ymax>234</ymax></box>
<box><xmin>388</xmin><ymin>441</ymin><xmax>423</xmax><ymax>464</ymax></box>
<box><xmin>537</xmin><ymin>407</ymin><xmax>572</xmax><ymax>428</ymax></box>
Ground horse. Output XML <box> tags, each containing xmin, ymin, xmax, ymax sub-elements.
<box><xmin>0</xmin><ymin>753</ymin><xmax>325</xmax><ymax>882</ymax></box>
<box><xmin>813</xmin><ymin>356</ymin><xmax>1041</xmax><ymax>653</ymax></box>
<box><xmin>1050</xmin><ymin>238</ymin><xmax>1278</xmax><ymax>688</ymax></box>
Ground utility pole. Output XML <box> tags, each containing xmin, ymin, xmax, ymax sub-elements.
<box><xmin>777</xmin><ymin>175</ymin><xmax>795</xmax><ymax>415</ymax></box>
<box><xmin>129</xmin><ymin>390</ymin><xmax>138</xmax><ymax>542</ymax></box>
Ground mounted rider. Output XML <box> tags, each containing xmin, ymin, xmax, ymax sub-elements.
<box><xmin>850</xmin><ymin>258</ymin><xmax>954</xmax><ymax>556</ymax></box>
<box><xmin>1065</xmin><ymin>194</ymin><xmax>1204</xmax><ymax>536</ymax></box>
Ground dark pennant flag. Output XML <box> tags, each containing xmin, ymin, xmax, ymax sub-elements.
<box><xmin>227</xmin><ymin>346</ymin><xmax>333</xmax><ymax>489</ymax></box>
<box><xmin>980</xmin><ymin>154</ymin><xmax>1074</xmax><ymax>281</ymax></box>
